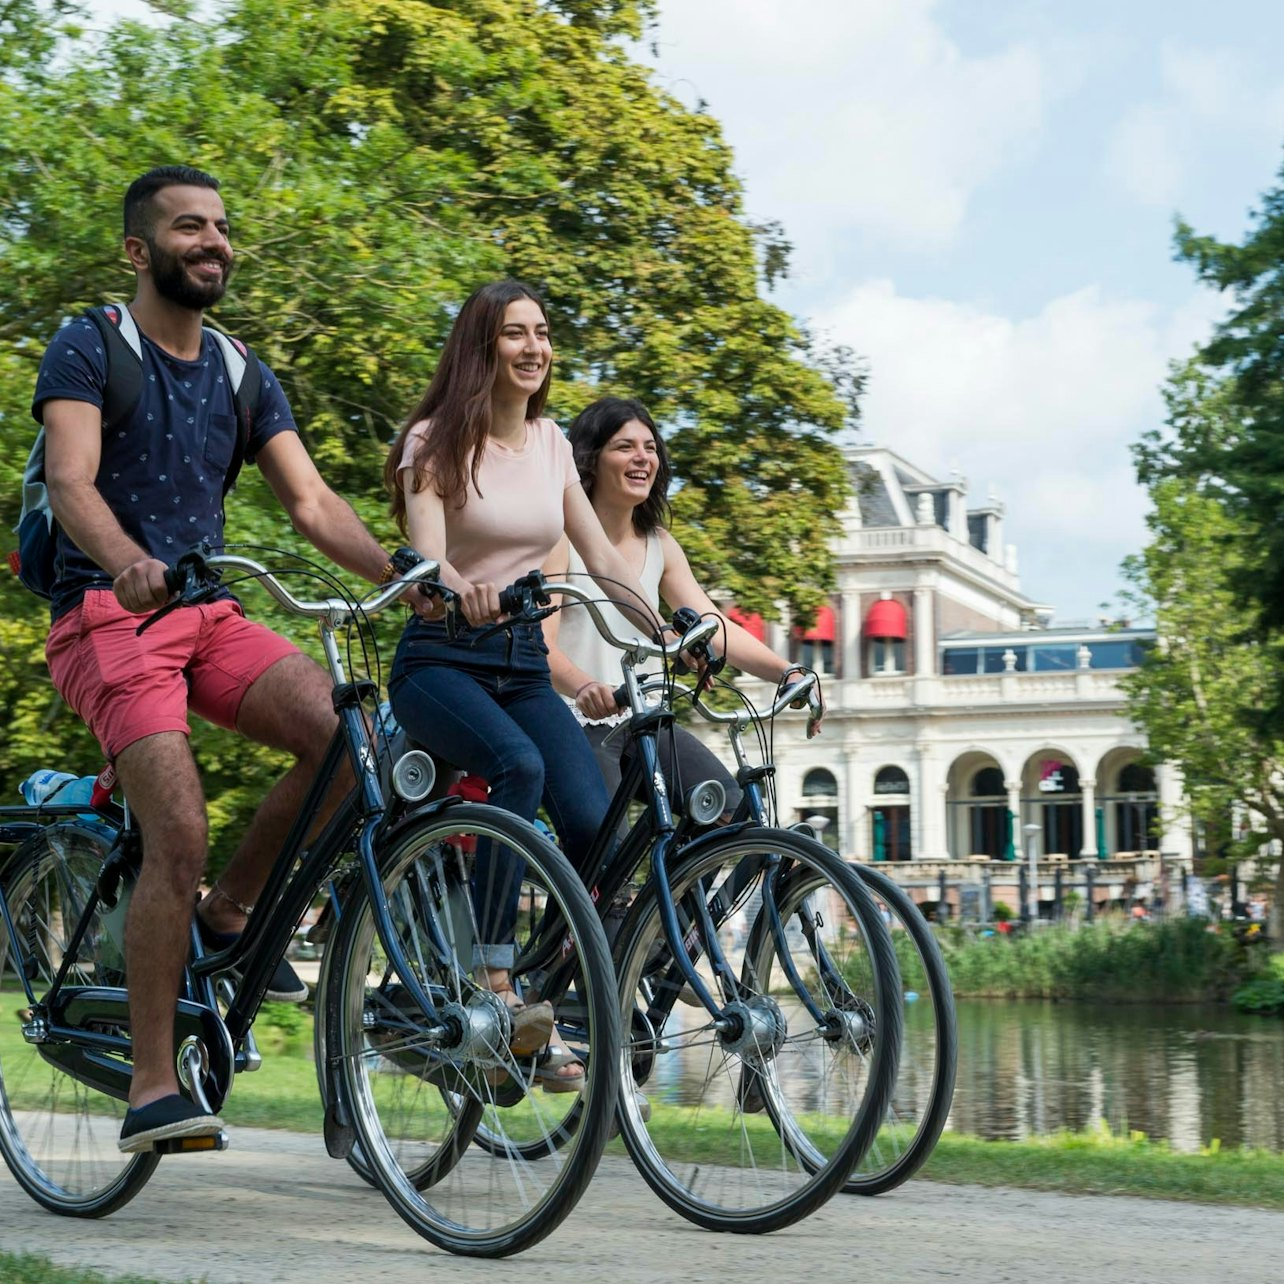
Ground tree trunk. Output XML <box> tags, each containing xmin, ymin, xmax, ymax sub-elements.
<box><xmin>1272</xmin><ymin>856</ymin><xmax>1284</xmax><ymax>953</ymax></box>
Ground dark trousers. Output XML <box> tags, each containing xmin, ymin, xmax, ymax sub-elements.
<box><xmin>389</xmin><ymin>618</ymin><xmax>609</xmax><ymax>968</ymax></box>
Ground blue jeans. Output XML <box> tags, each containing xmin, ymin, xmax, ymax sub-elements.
<box><xmin>389</xmin><ymin>618</ymin><xmax>610</xmax><ymax>969</ymax></box>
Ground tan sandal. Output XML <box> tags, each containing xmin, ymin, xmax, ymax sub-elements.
<box><xmin>533</xmin><ymin>1043</ymin><xmax>585</xmax><ymax>1094</ymax></box>
<box><xmin>475</xmin><ymin>969</ymin><xmax>554</xmax><ymax>1059</ymax></box>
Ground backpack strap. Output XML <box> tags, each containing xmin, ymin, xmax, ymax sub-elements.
<box><xmin>206</xmin><ymin>329</ymin><xmax>261</xmax><ymax>496</ymax></box>
<box><xmin>86</xmin><ymin>304</ymin><xmax>144</xmax><ymax>429</ymax></box>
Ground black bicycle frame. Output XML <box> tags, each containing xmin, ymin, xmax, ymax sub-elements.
<box><xmin>0</xmin><ymin>681</ymin><xmax>462</xmax><ymax>1100</ymax></box>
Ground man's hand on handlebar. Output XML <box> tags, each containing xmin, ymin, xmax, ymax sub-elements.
<box><xmin>113</xmin><ymin>557</ymin><xmax>174</xmax><ymax>614</ymax></box>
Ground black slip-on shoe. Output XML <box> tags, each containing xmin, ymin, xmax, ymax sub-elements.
<box><xmin>119</xmin><ymin>1094</ymin><xmax>224</xmax><ymax>1153</ymax></box>
<box><xmin>198</xmin><ymin>918</ymin><xmax>310</xmax><ymax>1003</ymax></box>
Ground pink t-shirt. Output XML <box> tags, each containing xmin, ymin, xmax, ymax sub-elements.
<box><xmin>398</xmin><ymin>416</ymin><xmax>579</xmax><ymax>588</ymax></box>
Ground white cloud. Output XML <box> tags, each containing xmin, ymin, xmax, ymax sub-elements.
<box><xmin>1106</xmin><ymin>104</ymin><xmax>1184</xmax><ymax>206</ymax></box>
<box><xmin>816</xmin><ymin>280</ymin><xmax>1225</xmax><ymax>616</ymax></box>
<box><xmin>649</xmin><ymin>0</ymin><xmax>1060</xmax><ymax>258</ymax></box>
<box><xmin>1105</xmin><ymin>43</ymin><xmax>1284</xmax><ymax>208</ymax></box>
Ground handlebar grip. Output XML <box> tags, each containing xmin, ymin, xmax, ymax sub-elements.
<box><xmin>163</xmin><ymin>565</ymin><xmax>185</xmax><ymax>595</ymax></box>
<box><xmin>497</xmin><ymin>585</ymin><xmax>522</xmax><ymax>617</ymax></box>
<box><xmin>612</xmin><ymin>684</ymin><xmax>628</xmax><ymax>710</ymax></box>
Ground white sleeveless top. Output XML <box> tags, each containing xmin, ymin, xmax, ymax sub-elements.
<box><xmin>559</xmin><ymin>532</ymin><xmax>664</xmax><ymax>726</ymax></box>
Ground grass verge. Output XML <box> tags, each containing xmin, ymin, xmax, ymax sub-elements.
<box><xmin>0</xmin><ymin>1253</ymin><xmax>176</xmax><ymax>1284</ymax></box>
<box><xmin>918</xmin><ymin>1128</ymin><xmax>1284</xmax><ymax>1209</ymax></box>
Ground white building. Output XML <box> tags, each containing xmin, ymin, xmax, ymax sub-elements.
<box><xmin>707</xmin><ymin>446</ymin><xmax>1191</xmax><ymax>915</ymax></box>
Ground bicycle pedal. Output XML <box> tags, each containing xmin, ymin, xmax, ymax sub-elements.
<box><xmin>152</xmin><ymin>1130</ymin><xmax>229</xmax><ymax>1155</ymax></box>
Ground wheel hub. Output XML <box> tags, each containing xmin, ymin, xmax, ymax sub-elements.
<box><xmin>718</xmin><ymin>996</ymin><xmax>787</xmax><ymax>1063</ymax></box>
<box><xmin>823</xmin><ymin>995</ymin><xmax>876</xmax><ymax>1054</ymax></box>
<box><xmin>440</xmin><ymin>990</ymin><xmax>511</xmax><ymax>1061</ymax></box>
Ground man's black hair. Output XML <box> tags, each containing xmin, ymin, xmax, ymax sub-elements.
<box><xmin>123</xmin><ymin>166</ymin><xmax>221</xmax><ymax>240</ymax></box>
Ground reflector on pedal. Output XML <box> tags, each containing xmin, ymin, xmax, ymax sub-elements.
<box><xmin>154</xmin><ymin>1130</ymin><xmax>228</xmax><ymax>1154</ymax></box>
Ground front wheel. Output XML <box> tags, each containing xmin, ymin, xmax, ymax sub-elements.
<box><xmin>614</xmin><ymin>828</ymin><xmax>902</xmax><ymax>1233</ymax></box>
<box><xmin>321</xmin><ymin>803</ymin><xmax>619</xmax><ymax>1257</ymax></box>
<box><xmin>0</xmin><ymin>822</ymin><xmax>160</xmax><ymax>1216</ymax></box>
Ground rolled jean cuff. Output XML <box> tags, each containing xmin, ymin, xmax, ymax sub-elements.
<box><xmin>472</xmin><ymin>943</ymin><xmax>517</xmax><ymax>970</ymax></box>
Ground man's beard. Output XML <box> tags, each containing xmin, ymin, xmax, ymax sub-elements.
<box><xmin>148</xmin><ymin>239</ymin><xmax>232</xmax><ymax>310</ymax></box>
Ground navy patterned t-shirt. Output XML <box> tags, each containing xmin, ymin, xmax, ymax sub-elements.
<box><xmin>31</xmin><ymin>313</ymin><xmax>298</xmax><ymax>620</ymax></box>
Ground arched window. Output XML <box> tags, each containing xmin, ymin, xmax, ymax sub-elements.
<box><xmin>1118</xmin><ymin>762</ymin><xmax>1156</xmax><ymax>793</ymax></box>
<box><xmin>803</xmin><ymin>768</ymin><xmax>839</xmax><ymax>798</ymax></box>
<box><xmin>871</xmin><ymin>766</ymin><xmax>911</xmax><ymax>862</ymax></box>
<box><xmin>971</xmin><ymin>767</ymin><xmax>1005</xmax><ymax>797</ymax></box>
<box><xmin>798</xmin><ymin>768</ymin><xmax>839</xmax><ymax>852</ymax></box>
<box><xmin>874</xmin><ymin>766</ymin><xmax>909</xmax><ymax>795</ymax></box>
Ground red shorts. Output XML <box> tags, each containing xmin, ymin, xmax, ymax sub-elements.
<box><xmin>46</xmin><ymin>589</ymin><xmax>300</xmax><ymax>760</ymax></box>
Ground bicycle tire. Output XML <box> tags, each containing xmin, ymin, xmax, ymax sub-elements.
<box><xmin>613</xmin><ymin>827</ymin><xmax>901</xmax><ymax>1233</ymax></box>
<box><xmin>322</xmin><ymin>803</ymin><xmax>619</xmax><ymax>1256</ymax></box>
<box><xmin>0</xmin><ymin>822</ymin><xmax>160</xmax><ymax>1216</ymax></box>
<box><xmin>842</xmin><ymin>862</ymin><xmax>956</xmax><ymax>1195</ymax></box>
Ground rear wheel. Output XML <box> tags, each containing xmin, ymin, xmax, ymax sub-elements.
<box><xmin>322</xmin><ymin>804</ymin><xmax>619</xmax><ymax>1257</ymax></box>
<box><xmin>843</xmin><ymin>863</ymin><xmax>956</xmax><ymax>1194</ymax></box>
<box><xmin>614</xmin><ymin>828</ymin><xmax>901</xmax><ymax>1233</ymax></box>
<box><xmin>0</xmin><ymin>822</ymin><xmax>159</xmax><ymax>1216</ymax></box>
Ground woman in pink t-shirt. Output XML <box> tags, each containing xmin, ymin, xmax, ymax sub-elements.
<box><xmin>385</xmin><ymin>279</ymin><xmax>651</xmax><ymax>1089</ymax></box>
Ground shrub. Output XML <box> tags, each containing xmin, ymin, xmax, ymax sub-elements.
<box><xmin>924</xmin><ymin>918</ymin><xmax>1242</xmax><ymax>1002</ymax></box>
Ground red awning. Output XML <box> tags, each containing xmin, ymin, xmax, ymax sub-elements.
<box><xmin>865</xmin><ymin>598</ymin><xmax>907</xmax><ymax>639</ymax></box>
<box><xmin>727</xmin><ymin>606</ymin><xmax>766</xmax><ymax>642</ymax></box>
<box><xmin>794</xmin><ymin>604</ymin><xmax>836</xmax><ymax>643</ymax></box>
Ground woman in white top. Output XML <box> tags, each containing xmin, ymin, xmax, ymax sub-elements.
<box><xmin>385</xmin><ymin>284</ymin><xmax>652</xmax><ymax>1087</ymax></box>
<box><xmin>543</xmin><ymin>396</ymin><xmax>823</xmax><ymax>814</ymax></box>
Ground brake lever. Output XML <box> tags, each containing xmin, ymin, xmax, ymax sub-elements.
<box><xmin>135</xmin><ymin>548</ymin><xmax>222</xmax><ymax>636</ymax></box>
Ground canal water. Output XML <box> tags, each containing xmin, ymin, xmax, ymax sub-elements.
<box><xmin>948</xmin><ymin>998</ymin><xmax>1284</xmax><ymax>1152</ymax></box>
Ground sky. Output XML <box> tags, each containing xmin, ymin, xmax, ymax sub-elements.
<box><xmin>89</xmin><ymin>1</ymin><xmax>1284</xmax><ymax>622</ymax></box>
<box><xmin>642</xmin><ymin>0</ymin><xmax>1284</xmax><ymax>622</ymax></box>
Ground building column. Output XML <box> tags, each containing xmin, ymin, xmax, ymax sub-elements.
<box><xmin>912</xmin><ymin>587</ymin><xmax>933</xmax><ymax>677</ymax></box>
<box><xmin>1005</xmin><ymin>780</ymin><xmax>1023</xmax><ymax>860</ymax></box>
<box><xmin>841</xmin><ymin>588</ymin><xmax>862</xmax><ymax>684</ymax></box>
<box><xmin>844</xmin><ymin>744</ymin><xmax>867</xmax><ymax>860</ymax></box>
<box><xmin>1080</xmin><ymin>778</ymin><xmax>1099</xmax><ymax>857</ymax></box>
<box><xmin>916</xmin><ymin>741</ymin><xmax>947</xmax><ymax>860</ymax></box>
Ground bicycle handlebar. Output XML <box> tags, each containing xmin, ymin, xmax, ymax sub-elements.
<box><xmin>636</xmin><ymin>670</ymin><xmax>820</xmax><ymax>730</ymax></box>
<box><xmin>142</xmin><ymin>544</ymin><xmax>443</xmax><ymax>635</ymax></box>
<box><xmin>493</xmin><ymin>571</ymin><xmax>720</xmax><ymax>666</ymax></box>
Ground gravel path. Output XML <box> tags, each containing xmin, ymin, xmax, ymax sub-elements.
<box><xmin>0</xmin><ymin>1125</ymin><xmax>1277</xmax><ymax>1283</ymax></box>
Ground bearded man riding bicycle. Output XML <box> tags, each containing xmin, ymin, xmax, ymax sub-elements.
<box><xmin>30</xmin><ymin>165</ymin><xmax>420</xmax><ymax>1152</ymax></box>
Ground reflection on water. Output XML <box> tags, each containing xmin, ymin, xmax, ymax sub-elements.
<box><xmin>948</xmin><ymin>999</ymin><xmax>1284</xmax><ymax>1152</ymax></box>
<box><xmin>650</xmin><ymin>994</ymin><xmax>1284</xmax><ymax>1153</ymax></box>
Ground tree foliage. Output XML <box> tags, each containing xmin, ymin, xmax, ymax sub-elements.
<box><xmin>0</xmin><ymin>0</ymin><xmax>860</xmax><ymax>861</ymax></box>
<box><xmin>1138</xmin><ymin>149</ymin><xmax>1284</xmax><ymax>635</ymax></box>
<box><xmin>1124</xmin><ymin>366</ymin><xmax>1284</xmax><ymax>946</ymax></box>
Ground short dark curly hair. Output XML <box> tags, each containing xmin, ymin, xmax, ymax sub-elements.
<box><xmin>123</xmin><ymin>166</ymin><xmax>221</xmax><ymax>240</ymax></box>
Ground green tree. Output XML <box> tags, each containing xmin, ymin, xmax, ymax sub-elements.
<box><xmin>1157</xmin><ymin>152</ymin><xmax>1284</xmax><ymax>637</ymax></box>
<box><xmin>1125</xmin><ymin>368</ymin><xmax>1284</xmax><ymax>948</ymax></box>
<box><xmin>0</xmin><ymin>0</ymin><xmax>860</xmax><ymax>861</ymax></box>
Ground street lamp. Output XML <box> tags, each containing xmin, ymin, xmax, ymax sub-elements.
<box><xmin>1023</xmin><ymin>822</ymin><xmax>1041</xmax><ymax>926</ymax></box>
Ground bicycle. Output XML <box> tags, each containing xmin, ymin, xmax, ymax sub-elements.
<box><xmin>675</xmin><ymin>667</ymin><xmax>958</xmax><ymax>1196</ymax></box>
<box><xmin>414</xmin><ymin>572</ymin><xmax>905</xmax><ymax>1234</ymax></box>
<box><xmin>0</xmin><ymin>546</ymin><xmax>619</xmax><ymax>1258</ymax></box>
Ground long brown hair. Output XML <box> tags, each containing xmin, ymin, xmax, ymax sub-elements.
<box><xmin>385</xmin><ymin>279</ymin><xmax>552</xmax><ymax>531</ymax></box>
